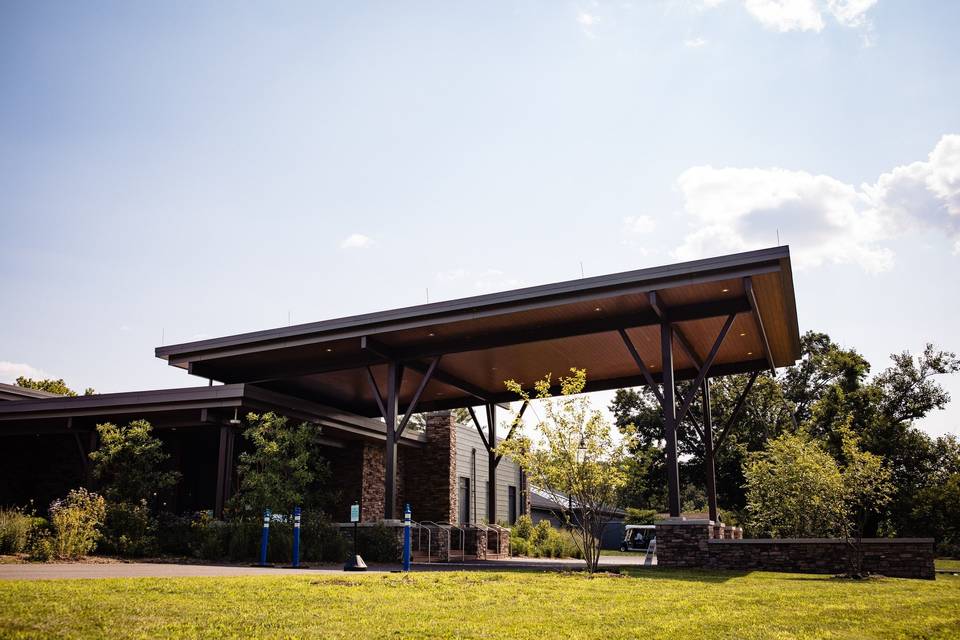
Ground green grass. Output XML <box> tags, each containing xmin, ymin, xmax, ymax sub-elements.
<box><xmin>0</xmin><ymin>570</ymin><xmax>957</xmax><ymax>639</ymax></box>
<box><xmin>937</xmin><ymin>558</ymin><xmax>960</xmax><ymax>571</ymax></box>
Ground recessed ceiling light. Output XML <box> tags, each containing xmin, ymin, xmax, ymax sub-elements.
<box><xmin>428</xmin><ymin>332</ymin><xmax>435</xmax><ymax>337</ymax></box>
<box><xmin>594</xmin><ymin>307</ymin><xmax>602</xmax><ymax>312</ymax></box>
<box><xmin>722</xmin><ymin>288</ymin><xmax>730</xmax><ymax>293</ymax></box>
<box><xmin>325</xmin><ymin>348</ymin><xmax>333</xmax><ymax>353</ymax></box>
<box><xmin>739</xmin><ymin>333</ymin><xmax>746</xmax><ymax>337</ymax></box>
<box><xmin>747</xmin><ymin>351</ymin><xmax>753</xmax><ymax>356</ymax></box>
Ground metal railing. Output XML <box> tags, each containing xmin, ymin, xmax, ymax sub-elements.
<box><xmin>421</xmin><ymin>520</ymin><xmax>465</xmax><ymax>562</ymax></box>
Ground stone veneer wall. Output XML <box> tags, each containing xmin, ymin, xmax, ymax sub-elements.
<box><xmin>403</xmin><ymin>411</ymin><xmax>458</xmax><ymax>523</ymax></box>
<box><xmin>360</xmin><ymin>444</ymin><xmax>385</xmax><ymax>522</ymax></box>
<box><xmin>655</xmin><ymin>519</ymin><xmax>934</xmax><ymax>580</ymax></box>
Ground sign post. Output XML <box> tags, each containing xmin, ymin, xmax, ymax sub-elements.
<box><xmin>344</xmin><ymin>502</ymin><xmax>367</xmax><ymax>571</ymax></box>
<box><xmin>403</xmin><ymin>503</ymin><xmax>412</xmax><ymax>572</ymax></box>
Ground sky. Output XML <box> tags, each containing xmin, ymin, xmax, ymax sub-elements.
<box><xmin>1</xmin><ymin>1</ymin><xmax>958</xmax><ymax>437</ymax></box>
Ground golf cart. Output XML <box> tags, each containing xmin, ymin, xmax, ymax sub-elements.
<box><xmin>620</xmin><ymin>524</ymin><xmax>655</xmax><ymax>552</ymax></box>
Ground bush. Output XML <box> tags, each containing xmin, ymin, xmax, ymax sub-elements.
<box><xmin>353</xmin><ymin>523</ymin><xmax>400</xmax><ymax>563</ymax></box>
<box><xmin>624</xmin><ymin>508</ymin><xmax>657</xmax><ymax>525</ymax></box>
<box><xmin>38</xmin><ymin>489</ymin><xmax>106</xmax><ymax>560</ymax></box>
<box><xmin>0</xmin><ymin>507</ymin><xmax>36</xmax><ymax>554</ymax></box>
<box><xmin>509</xmin><ymin>518</ymin><xmax>581</xmax><ymax>559</ymax></box>
<box><xmin>99</xmin><ymin>501</ymin><xmax>159</xmax><ymax>557</ymax></box>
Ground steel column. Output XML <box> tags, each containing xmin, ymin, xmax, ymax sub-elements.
<box><xmin>661</xmin><ymin>320</ymin><xmax>681</xmax><ymax>517</ymax></box>
<box><xmin>486</xmin><ymin>403</ymin><xmax>497</xmax><ymax>524</ymax></box>
<box><xmin>383</xmin><ymin>361</ymin><xmax>400</xmax><ymax>520</ymax></box>
<box><xmin>702</xmin><ymin>379</ymin><xmax>718</xmax><ymax>523</ymax></box>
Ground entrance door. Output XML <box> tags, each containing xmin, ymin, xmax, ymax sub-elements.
<box><xmin>458</xmin><ymin>477</ymin><xmax>470</xmax><ymax>524</ymax></box>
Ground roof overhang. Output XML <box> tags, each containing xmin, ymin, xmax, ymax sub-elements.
<box><xmin>0</xmin><ymin>384</ymin><xmax>425</xmax><ymax>446</ymax></box>
<box><xmin>154</xmin><ymin>247</ymin><xmax>801</xmax><ymax>417</ymax></box>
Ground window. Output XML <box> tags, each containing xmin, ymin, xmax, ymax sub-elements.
<box><xmin>508</xmin><ymin>486</ymin><xmax>517</xmax><ymax>525</ymax></box>
<box><xmin>458</xmin><ymin>477</ymin><xmax>470</xmax><ymax>524</ymax></box>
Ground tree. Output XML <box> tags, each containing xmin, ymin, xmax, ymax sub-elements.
<box><xmin>89</xmin><ymin>420</ymin><xmax>179</xmax><ymax>505</ymax></box>
<box><xmin>229</xmin><ymin>412</ymin><xmax>332</xmax><ymax>518</ymax></box>
<box><xmin>15</xmin><ymin>376</ymin><xmax>95</xmax><ymax>397</ymax></box>
<box><xmin>838</xmin><ymin>426</ymin><xmax>893</xmax><ymax>576</ymax></box>
<box><xmin>498</xmin><ymin>369</ymin><xmax>631</xmax><ymax>573</ymax></box>
<box><xmin>743</xmin><ymin>432</ymin><xmax>846</xmax><ymax>538</ymax></box>
<box><xmin>88</xmin><ymin>419</ymin><xmax>180</xmax><ymax>557</ymax></box>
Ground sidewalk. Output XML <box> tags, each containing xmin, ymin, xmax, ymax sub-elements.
<box><xmin>0</xmin><ymin>553</ymin><xmax>652</xmax><ymax>581</ymax></box>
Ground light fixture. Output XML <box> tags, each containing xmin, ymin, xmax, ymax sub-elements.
<box><xmin>594</xmin><ymin>307</ymin><xmax>602</xmax><ymax>312</ymax></box>
<box><xmin>739</xmin><ymin>332</ymin><xmax>746</xmax><ymax>337</ymax></box>
<box><xmin>747</xmin><ymin>351</ymin><xmax>753</xmax><ymax>356</ymax></box>
<box><xmin>428</xmin><ymin>332</ymin><xmax>435</xmax><ymax>337</ymax></box>
<box><xmin>721</xmin><ymin>288</ymin><xmax>730</xmax><ymax>293</ymax></box>
<box><xmin>228</xmin><ymin>407</ymin><xmax>241</xmax><ymax>425</ymax></box>
<box><xmin>576</xmin><ymin>435</ymin><xmax>587</xmax><ymax>464</ymax></box>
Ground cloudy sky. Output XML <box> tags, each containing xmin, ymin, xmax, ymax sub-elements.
<box><xmin>1</xmin><ymin>1</ymin><xmax>958</xmax><ymax>436</ymax></box>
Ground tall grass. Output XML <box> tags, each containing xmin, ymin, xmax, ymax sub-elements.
<box><xmin>0</xmin><ymin>507</ymin><xmax>35</xmax><ymax>554</ymax></box>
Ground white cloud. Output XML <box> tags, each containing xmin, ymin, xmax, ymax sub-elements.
<box><xmin>474</xmin><ymin>269</ymin><xmax>521</xmax><ymax>293</ymax></box>
<box><xmin>704</xmin><ymin>0</ymin><xmax>877</xmax><ymax>36</ymax></box>
<box><xmin>742</xmin><ymin>0</ymin><xmax>824</xmax><ymax>32</ymax></box>
<box><xmin>340</xmin><ymin>233</ymin><xmax>373</xmax><ymax>249</ymax></box>
<box><xmin>436</xmin><ymin>268</ymin><xmax>467</xmax><ymax>282</ymax></box>
<box><xmin>624</xmin><ymin>215</ymin><xmax>657</xmax><ymax>234</ymax></box>
<box><xmin>684</xmin><ymin>37</ymin><xmax>709</xmax><ymax>47</ymax></box>
<box><xmin>0</xmin><ymin>361</ymin><xmax>54</xmax><ymax>383</ymax></box>
<box><xmin>672</xmin><ymin>134</ymin><xmax>960</xmax><ymax>272</ymax></box>
<box><xmin>577</xmin><ymin>12</ymin><xmax>598</xmax><ymax>26</ymax></box>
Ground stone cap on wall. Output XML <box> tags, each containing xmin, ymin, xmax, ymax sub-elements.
<box><xmin>708</xmin><ymin>537</ymin><xmax>935</xmax><ymax>544</ymax></box>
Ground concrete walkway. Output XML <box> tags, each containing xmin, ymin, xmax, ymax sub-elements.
<box><xmin>0</xmin><ymin>553</ymin><xmax>651</xmax><ymax>581</ymax></box>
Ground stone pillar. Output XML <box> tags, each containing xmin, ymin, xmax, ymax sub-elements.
<box><xmin>655</xmin><ymin>518</ymin><xmax>712</xmax><ymax>568</ymax></box>
<box><xmin>360</xmin><ymin>444</ymin><xmax>385</xmax><ymax>522</ymax></box>
<box><xmin>404</xmin><ymin>411</ymin><xmax>457</xmax><ymax>523</ymax></box>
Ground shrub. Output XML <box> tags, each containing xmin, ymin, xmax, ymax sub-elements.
<box><xmin>0</xmin><ymin>507</ymin><xmax>36</xmax><ymax>554</ymax></box>
<box><xmin>509</xmin><ymin>518</ymin><xmax>581</xmax><ymax>559</ymax></box>
<box><xmin>531</xmin><ymin>520</ymin><xmax>552</xmax><ymax>546</ymax></box>
<box><xmin>624</xmin><ymin>507</ymin><xmax>657</xmax><ymax>525</ymax></box>
<box><xmin>353</xmin><ymin>523</ymin><xmax>400</xmax><ymax>563</ymax></box>
<box><xmin>99</xmin><ymin>501</ymin><xmax>159</xmax><ymax>558</ymax></box>
<box><xmin>42</xmin><ymin>489</ymin><xmax>106</xmax><ymax>560</ymax></box>
<box><xmin>156</xmin><ymin>512</ymin><xmax>194</xmax><ymax>556</ymax></box>
<box><xmin>511</xmin><ymin>515</ymin><xmax>533</xmax><ymax>540</ymax></box>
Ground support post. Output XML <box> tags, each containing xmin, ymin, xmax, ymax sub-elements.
<box><xmin>486</xmin><ymin>403</ymin><xmax>497</xmax><ymax>524</ymax></box>
<box><xmin>702</xmin><ymin>379</ymin><xmax>718</xmax><ymax>523</ymax></box>
<box><xmin>661</xmin><ymin>320</ymin><xmax>681</xmax><ymax>518</ymax></box>
<box><xmin>383</xmin><ymin>361</ymin><xmax>400</xmax><ymax>520</ymax></box>
<box><xmin>215</xmin><ymin>425</ymin><xmax>230</xmax><ymax>518</ymax></box>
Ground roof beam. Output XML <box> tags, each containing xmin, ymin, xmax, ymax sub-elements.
<box><xmin>617</xmin><ymin>328</ymin><xmax>664</xmax><ymax>404</ymax></box>
<box><xmin>744</xmin><ymin>276</ymin><xmax>776</xmax><ymax>374</ymax></box>
<box><xmin>675</xmin><ymin>314</ymin><xmax>736</xmax><ymax>425</ymax></box>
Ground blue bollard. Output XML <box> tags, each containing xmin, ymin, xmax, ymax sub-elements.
<box><xmin>259</xmin><ymin>508</ymin><xmax>271</xmax><ymax>566</ymax></box>
<box><xmin>403</xmin><ymin>503</ymin><xmax>411</xmax><ymax>572</ymax></box>
<box><xmin>292</xmin><ymin>506</ymin><xmax>301</xmax><ymax>568</ymax></box>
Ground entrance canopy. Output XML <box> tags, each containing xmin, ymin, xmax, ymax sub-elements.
<box><xmin>156</xmin><ymin>246</ymin><xmax>800</xmax><ymax>417</ymax></box>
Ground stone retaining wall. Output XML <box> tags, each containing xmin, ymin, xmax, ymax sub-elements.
<box><xmin>655</xmin><ymin>518</ymin><xmax>934</xmax><ymax>580</ymax></box>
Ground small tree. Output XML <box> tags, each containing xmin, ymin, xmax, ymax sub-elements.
<box><xmin>838</xmin><ymin>425</ymin><xmax>893</xmax><ymax>577</ymax></box>
<box><xmin>90</xmin><ymin>420</ymin><xmax>179</xmax><ymax>505</ymax></box>
<box><xmin>229</xmin><ymin>412</ymin><xmax>332</xmax><ymax>518</ymax></box>
<box><xmin>498</xmin><ymin>369</ymin><xmax>631</xmax><ymax>573</ymax></box>
<box><xmin>743</xmin><ymin>433</ymin><xmax>846</xmax><ymax>538</ymax></box>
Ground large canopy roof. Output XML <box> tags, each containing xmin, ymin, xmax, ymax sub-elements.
<box><xmin>156</xmin><ymin>246</ymin><xmax>801</xmax><ymax>417</ymax></box>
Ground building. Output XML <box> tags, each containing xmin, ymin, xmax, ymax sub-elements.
<box><xmin>0</xmin><ymin>247</ymin><xmax>800</xmax><ymax>537</ymax></box>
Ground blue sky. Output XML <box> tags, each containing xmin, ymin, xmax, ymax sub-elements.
<box><xmin>1</xmin><ymin>1</ymin><xmax>958</xmax><ymax>436</ymax></box>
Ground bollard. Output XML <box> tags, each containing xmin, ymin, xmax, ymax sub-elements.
<box><xmin>403</xmin><ymin>503</ymin><xmax>412</xmax><ymax>572</ymax></box>
<box><xmin>259</xmin><ymin>508</ymin><xmax>271</xmax><ymax>566</ymax></box>
<box><xmin>292</xmin><ymin>506</ymin><xmax>301</xmax><ymax>568</ymax></box>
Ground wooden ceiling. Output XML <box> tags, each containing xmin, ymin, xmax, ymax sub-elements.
<box><xmin>156</xmin><ymin>247</ymin><xmax>801</xmax><ymax>417</ymax></box>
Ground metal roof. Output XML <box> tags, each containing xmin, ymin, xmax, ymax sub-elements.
<box><xmin>153</xmin><ymin>247</ymin><xmax>801</xmax><ymax>417</ymax></box>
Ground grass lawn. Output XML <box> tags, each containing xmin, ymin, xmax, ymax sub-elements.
<box><xmin>0</xmin><ymin>570</ymin><xmax>957</xmax><ymax>639</ymax></box>
<box><xmin>937</xmin><ymin>558</ymin><xmax>960</xmax><ymax>571</ymax></box>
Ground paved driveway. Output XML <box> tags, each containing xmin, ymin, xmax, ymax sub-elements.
<box><xmin>0</xmin><ymin>553</ymin><xmax>651</xmax><ymax>581</ymax></box>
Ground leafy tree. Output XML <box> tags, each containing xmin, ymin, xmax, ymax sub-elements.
<box><xmin>89</xmin><ymin>420</ymin><xmax>179</xmax><ymax>505</ymax></box>
<box><xmin>837</xmin><ymin>425</ymin><xmax>893</xmax><ymax>576</ymax></box>
<box><xmin>15</xmin><ymin>376</ymin><xmax>95</xmax><ymax>397</ymax></box>
<box><xmin>229</xmin><ymin>412</ymin><xmax>332</xmax><ymax>519</ymax></box>
<box><xmin>498</xmin><ymin>369</ymin><xmax>631</xmax><ymax>573</ymax></box>
<box><xmin>743</xmin><ymin>432</ymin><xmax>846</xmax><ymax>538</ymax></box>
